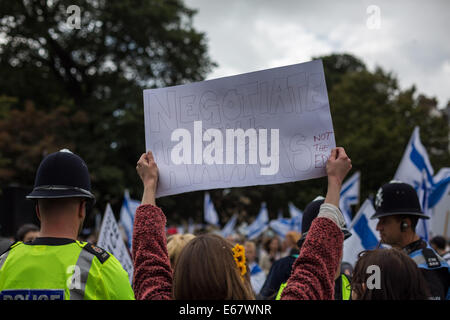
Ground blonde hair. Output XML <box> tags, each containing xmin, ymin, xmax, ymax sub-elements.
<box><xmin>167</xmin><ymin>233</ymin><xmax>196</xmax><ymax>269</ymax></box>
<box><xmin>285</xmin><ymin>231</ymin><xmax>301</xmax><ymax>248</ymax></box>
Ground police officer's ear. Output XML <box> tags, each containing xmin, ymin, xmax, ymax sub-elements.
<box><xmin>400</xmin><ymin>220</ymin><xmax>409</xmax><ymax>232</ymax></box>
<box><xmin>78</xmin><ymin>200</ymin><xmax>87</xmax><ymax>219</ymax></box>
<box><xmin>35</xmin><ymin>203</ymin><xmax>41</xmax><ymax>222</ymax></box>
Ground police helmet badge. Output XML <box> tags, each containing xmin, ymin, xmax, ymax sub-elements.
<box><xmin>375</xmin><ymin>187</ymin><xmax>383</xmax><ymax>209</ymax></box>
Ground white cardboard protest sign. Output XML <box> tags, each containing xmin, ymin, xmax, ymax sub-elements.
<box><xmin>97</xmin><ymin>204</ymin><xmax>134</xmax><ymax>283</ymax></box>
<box><xmin>143</xmin><ymin>59</ymin><xmax>335</xmax><ymax>198</ymax></box>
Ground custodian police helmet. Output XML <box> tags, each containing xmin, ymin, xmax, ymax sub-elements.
<box><xmin>26</xmin><ymin>149</ymin><xmax>95</xmax><ymax>205</ymax></box>
<box><xmin>370</xmin><ymin>181</ymin><xmax>428</xmax><ymax>220</ymax></box>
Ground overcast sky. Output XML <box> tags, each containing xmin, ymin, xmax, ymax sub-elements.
<box><xmin>185</xmin><ymin>0</ymin><xmax>450</xmax><ymax>108</ymax></box>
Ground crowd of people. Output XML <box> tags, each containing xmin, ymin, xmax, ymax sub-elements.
<box><xmin>0</xmin><ymin>147</ymin><xmax>449</xmax><ymax>300</ymax></box>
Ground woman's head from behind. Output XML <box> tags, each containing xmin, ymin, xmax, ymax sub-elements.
<box><xmin>172</xmin><ymin>233</ymin><xmax>254</xmax><ymax>300</ymax></box>
<box><xmin>264</xmin><ymin>236</ymin><xmax>282</xmax><ymax>254</ymax></box>
<box><xmin>167</xmin><ymin>233</ymin><xmax>196</xmax><ymax>270</ymax></box>
<box><xmin>284</xmin><ymin>231</ymin><xmax>301</xmax><ymax>250</ymax></box>
<box><xmin>351</xmin><ymin>248</ymin><xmax>430</xmax><ymax>300</ymax></box>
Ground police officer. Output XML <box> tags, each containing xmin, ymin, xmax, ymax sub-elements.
<box><xmin>0</xmin><ymin>149</ymin><xmax>135</xmax><ymax>300</ymax></box>
<box><xmin>371</xmin><ymin>181</ymin><xmax>450</xmax><ymax>300</ymax></box>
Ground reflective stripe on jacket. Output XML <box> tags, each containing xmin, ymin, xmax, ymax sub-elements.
<box><xmin>276</xmin><ymin>273</ymin><xmax>351</xmax><ymax>300</ymax></box>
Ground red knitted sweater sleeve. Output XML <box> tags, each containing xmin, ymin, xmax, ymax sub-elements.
<box><xmin>132</xmin><ymin>204</ymin><xmax>173</xmax><ymax>300</ymax></box>
<box><xmin>281</xmin><ymin>217</ymin><xmax>344</xmax><ymax>300</ymax></box>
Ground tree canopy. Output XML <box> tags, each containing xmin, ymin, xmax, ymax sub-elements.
<box><xmin>0</xmin><ymin>0</ymin><xmax>215</xmax><ymax>218</ymax></box>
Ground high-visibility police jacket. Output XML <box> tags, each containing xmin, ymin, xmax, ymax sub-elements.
<box><xmin>403</xmin><ymin>239</ymin><xmax>450</xmax><ymax>300</ymax></box>
<box><xmin>275</xmin><ymin>273</ymin><xmax>351</xmax><ymax>300</ymax></box>
<box><xmin>0</xmin><ymin>237</ymin><xmax>135</xmax><ymax>300</ymax></box>
<box><xmin>334</xmin><ymin>273</ymin><xmax>351</xmax><ymax>300</ymax></box>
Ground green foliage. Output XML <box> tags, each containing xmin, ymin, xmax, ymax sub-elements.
<box><xmin>0</xmin><ymin>99</ymin><xmax>83</xmax><ymax>184</ymax></box>
<box><xmin>0</xmin><ymin>0</ymin><xmax>215</xmax><ymax>216</ymax></box>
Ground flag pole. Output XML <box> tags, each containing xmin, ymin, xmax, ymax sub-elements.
<box><xmin>444</xmin><ymin>210</ymin><xmax>450</xmax><ymax>238</ymax></box>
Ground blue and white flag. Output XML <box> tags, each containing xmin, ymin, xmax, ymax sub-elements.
<box><xmin>342</xmin><ymin>199</ymin><xmax>380</xmax><ymax>266</ymax></box>
<box><xmin>187</xmin><ymin>217</ymin><xmax>195</xmax><ymax>234</ymax></box>
<box><xmin>119</xmin><ymin>190</ymin><xmax>141</xmax><ymax>249</ymax></box>
<box><xmin>269</xmin><ymin>202</ymin><xmax>303</xmax><ymax>238</ymax></box>
<box><xmin>221</xmin><ymin>214</ymin><xmax>238</xmax><ymax>238</ymax></box>
<box><xmin>204</xmin><ymin>192</ymin><xmax>220</xmax><ymax>226</ymax></box>
<box><xmin>269</xmin><ymin>216</ymin><xmax>302</xmax><ymax>239</ymax></box>
<box><xmin>288</xmin><ymin>202</ymin><xmax>303</xmax><ymax>219</ymax></box>
<box><xmin>429</xmin><ymin>168</ymin><xmax>450</xmax><ymax>238</ymax></box>
<box><xmin>291</xmin><ymin>214</ymin><xmax>302</xmax><ymax>233</ymax></box>
<box><xmin>394</xmin><ymin>127</ymin><xmax>434</xmax><ymax>241</ymax></box>
<box><xmin>277</xmin><ymin>209</ymin><xmax>283</xmax><ymax>220</ymax></box>
<box><xmin>339</xmin><ymin>171</ymin><xmax>361</xmax><ymax>227</ymax></box>
<box><xmin>246</xmin><ymin>203</ymin><xmax>269</xmax><ymax>240</ymax></box>
<box><xmin>289</xmin><ymin>202</ymin><xmax>303</xmax><ymax>234</ymax></box>
<box><xmin>429</xmin><ymin>168</ymin><xmax>450</xmax><ymax>209</ymax></box>
<box><xmin>269</xmin><ymin>218</ymin><xmax>292</xmax><ymax>239</ymax></box>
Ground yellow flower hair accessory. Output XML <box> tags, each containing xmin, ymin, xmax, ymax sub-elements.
<box><xmin>232</xmin><ymin>243</ymin><xmax>247</xmax><ymax>277</ymax></box>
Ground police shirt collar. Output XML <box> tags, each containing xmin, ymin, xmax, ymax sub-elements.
<box><xmin>403</xmin><ymin>239</ymin><xmax>426</xmax><ymax>255</ymax></box>
<box><xmin>28</xmin><ymin>237</ymin><xmax>76</xmax><ymax>246</ymax></box>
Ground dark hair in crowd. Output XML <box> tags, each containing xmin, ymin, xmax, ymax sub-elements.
<box><xmin>263</xmin><ymin>235</ymin><xmax>282</xmax><ymax>253</ymax></box>
<box><xmin>351</xmin><ymin>249</ymin><xmax>430</xmax><ymax>300</ymax></box>
<box><xmin>172</xmin><ymin>233</ymin><xmax>254</xmax><ymax>300</ymax></box>
<box><xmin>430</xmin><ymin>236</ymin><xmax>447</xmax><ymax>251</ymax></box>
<box><xmin>15</xmin><ymin>224</ymin><xmax>39</xmax><ymax>242</ymax></box>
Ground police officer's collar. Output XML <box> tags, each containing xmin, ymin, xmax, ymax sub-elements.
<box><xmin>28</xmin><ymin>237</ymin><xmax>76</xmax><ymax>246</ymax></box>
<box><xmin>402</xmin><ymin>238</ymin><xmax>426</xmax><ymax>255</ymax></box>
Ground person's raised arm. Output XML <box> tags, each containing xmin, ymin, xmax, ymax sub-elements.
<box><xmin>133</xmin><ymin>151</ymin><xmax>172</xmax><ymax>300</ymax></box>
<box><xmin>319</xmin><ymin>147</ymin><xmax>352</xmax><ymax>229</ymax></box>
<box><xmin>136</xmin><ymin>151</ymin><xmax>158</xmax><ymax>206</ymax></box>
<box><xmin>281</xmin><ymin>147</ymin><xmax>351</xmax><ymax>300</ymax></box>
<box><xmin>324</xmin><ymin>147</ymin><xmax>351</xmax><ymax>206</ymax></box>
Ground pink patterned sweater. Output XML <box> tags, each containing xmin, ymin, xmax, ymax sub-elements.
<box><xmin>132</xmin><ymin>204</ymin><xmax>343</xmax><ymax>300</ymax></box>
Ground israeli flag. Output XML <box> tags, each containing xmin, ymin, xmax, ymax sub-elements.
<box><xmin>339</xmin><ymin>171</ymin><xmax>361</xmax><ymax>227</ymax></box>
<box><xmin>221</xmin><ymin>214</ymin><xmax>238</xmax><ymax>238</ymax></box>
<box><xmin>288</xmin><ymin>202</ymin><xmax>303</xmax><ymax>219</ymax></box>
<box><xmin>269</xmin><ymin>218</ymin><xmax>291</xmax><ymax>239</ymax></box>
<box><xmin>187</xmin><ymin>217</ymin><xmax>195</xmax><ymax>234</ymax></box>
<box><xmin>277</xmin><ymin>209</ymin><xmax>283</xmax><ymax>220</ymax></box>
<box><xmin>394</xmin><ymin>127</ymin><xmax>434</xmax><ymax>241</ymax></box>
<box><xmin>269</xmin><ymin>202</ymin><xmax>303</xmax><ymax>238</ymax></box>
<box><xmin>342</xmin><ymin>199</ymin><xmax>380</xmax><ymax>266</ymax></box>
<box><xmin>269</xmin><ymin>216</ymin><xmax>302</xmax><ymax>239</ymax></box>
<box><xmin>429</xmin><ymin>168</ymin><xmax>450</xmax><ymax>209</ymax></box>
<box><xmin>246</xmin><ymin>203</ymin><xmax>269</xmax><ymax>240</ymax></box>
<box><xmin>204</xmin><ymin>192</ymin><xmax>220</xmax><ymax>226</ymax></box>
<box><xmin>429</xmin><ymin>168</ymin><xmax>450</xmax><ymax>238</ymax></box>
<box><xmin>119</xmin><ymin>190</ymin><xmax>141</xmax><ymax>249</ymax></box>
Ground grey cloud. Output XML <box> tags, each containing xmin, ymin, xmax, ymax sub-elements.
<box><xmin>186</xmin><ymin>0</ymin><xmax>450</xmax><ymax>106</ymax></box>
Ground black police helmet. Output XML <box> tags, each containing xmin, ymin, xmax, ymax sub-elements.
<box><xmin>370</xmin><ymin>181</ymin><xmax>428</xmax><ymax>220</ymax></box>
<box><xmin>26</xmin><ymin>149</ymin><xmax>95</xmax><ymax>205</ymax></box>
<box><xmin>297</xmin><ymin>197</ymin><xmax>352</xmax><ymax>248</ymax></box>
